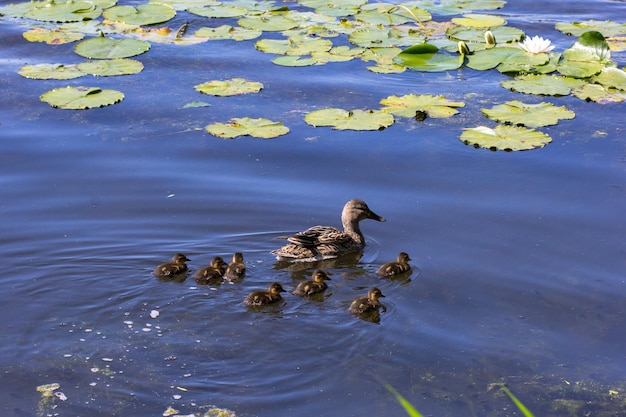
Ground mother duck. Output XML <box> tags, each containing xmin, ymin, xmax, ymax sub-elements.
<box><xmin>272</xmin><ymin>199</ymin><xmax>385</xmax><ymax>261</ymax></box>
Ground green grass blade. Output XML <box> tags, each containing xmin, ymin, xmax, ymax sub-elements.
<box><xmin>499</xmin><ymin>384</ymin><xmax>536</xmax><ymax>417</ymax></box>
<box><xmin>383</xmin><ymin>383</ymin><xmax>424</xmax><ymax>417</ymax></box>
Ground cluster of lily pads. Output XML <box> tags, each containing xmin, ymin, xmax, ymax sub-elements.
<box><xmin>2</xmin><ymin>0</ymin><xmax>626</xmax><ymax>150</ymax></box>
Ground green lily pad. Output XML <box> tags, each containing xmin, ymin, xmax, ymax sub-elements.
<box><xmin>182</xmin><ymin>100</ymin><xmax>210</xmax><ymax>109</ymax></box>
<box><xmin>380</xmin><ymin>94</ymin><xmax>465</xmax><ymax>118</ymax></box>
<box><xmin>297</xmin><ymin>0</ymin><xmax>367</xmax><ymax>17</ymax></box>
<box><xmin>591</xmin><ymin>67</ymin><xmax>626</xmax><ymax>90</ymax></box>
<box><xmin>256</xmin><ymin>35</ymin><xmax>332</xmax><ymax>56</ymax></box>
<box><xmin>354</xmin><ymin>3</ymin><xmax>431</xmax><ymax>26</ymax></box>
<box><xmin>238</xmin><ymin>13</ymin><xmax>299</xmax><ymax>32</ymax></box>
<box><xmin>311</xmin><ymin>46</ymin><xmax>365</xmax><ymax>63</ymax></box>
<box><xmin>194</xmin><ymin>78</ymin><xmax>263</xmax><ymax>96</ymax></box>
<box><xmin>23</xmin><ymin>0</ymin><xmax>102</xmax><ymax>22</ymax></box>
<box><xmin>482</xmin><ymin>101</ymin><xmax>575</xmax><ymax>128</ymax></box>
<box><xmin>305</xmin><ymin>108</ymin><xmax>394</xmax><ymax>131</ymax></box>
<box><xmin>451</xmin><ymin>13</ymin><xmax>506</xmax><ymax>28</ymax></box>
<box><xmin>18</xmin><ymin>63</ymin><xmax>84</xmax><ymax>80</ymax></box>
<box><xmin>103</xmin><ymin>4</ymin><xmax>176</xmax><ymax>26</ymax></box>
<box><xmin>394</xmin><ymin>43</ymin><xmax>463</xmax><ymax>72</ymax></box>
<box><xmin>417</xmin><ymin>0</ymin><xmax>506</xmax><ymax>16</ymax></box>
<box><xmin>205</xmin><ymin>117</ymin><xmax>290</xmax><ymax>139</ymax></box>
<box><xmin>361</xmin><ymin>47</ymin><xmax>406</xmax><ymax>73</ymax></box>
<box><xmin>572</xmin><ymin>83</ymin><xmax>626</xmax><ymax>103</ymax></box>
<box><xmin>460</xmin><ymin>125</ymin><xmax>552</xmax><ymax>151</ymax></box>
<box><xmin>23</xmin><ymin>28</ymin><xmax>85</xmax><ymax>44</ymax></box>
<box><xmin>272</xmin><ymin>55</ymin><xmax>318</xmax><ymax>66</ymax></box>
<box><xmin>495</xmin><ymin>50</ymin><xmax>554</xmax><ymax>74</ymax></box>
<box><xmin>40</xmin><ymin>86</ymin><xmax>124</xmax><ymax>109</ymax></box>
<box><xmin>557</xmin><ymin>31</ymin><xmax>612</xmax><ymax>78</ymax></box>
<box><xmin>187</xmin><ymin>5</ymin><xmax>247</xmax><ymax>18</ymax></box>
<box><xmin>194</xmin><ymin>25</ymin><xmax>262</xmax><ymax>41</ymax></box>
<box><xmin>77</xmin><ymin>58</ymin><xmax>144</xmax><ymax>76</ymax></box>
<box><xmin>74</xmin><ymin>36</ymin><xmax>151</xmax><ymax>59</ymax></box>
<box><xmin>501</xmin><ymin>74</ymin><xmax>587</xmax><ymax>96</ymax></box>
<box><xmin>446</xmin><ymin>25</ymin><xmax>523</xmax><ymax>43</ymax></box>
<box><xmin>465</xmin><ymin>46</ymin><xmax>520</xmax><ymax>70</ymax></box>
<box><xmin>555</xmin><ymin>20</ymin><xmax>626</xmax><ymax>38</ymax></box>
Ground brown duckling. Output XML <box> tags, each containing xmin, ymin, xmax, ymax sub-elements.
<box><xmin>224</xmin><ymin>252</ymin><xmax>246</xmax><ymax>282</ymax></box>
<box><xmin>194</xmin><ymin>256</ymin><xmax>225</xmax><ymax>284</ymax></box>
<box><xmin>376</xmin><ymin>252</ymin><xmax>412</xmax><ymax>277</ymax></box>
<box><xmin>349</xmin><ymin>287</ymin><xmax>385</xmax><ymax>314</ymax></box>
<box><xmin>244</xmin><ymin>282</ymin><xmax>286</xmax><ymax>306</ymax></box>
<box><xmin>153</xmin><ymin>253</ymin><xmax>190</xmax><ymax>278</ymax></box>
<box><xmin>293</xmin><ymin>270</ymin><xmax>331</xmax><ymax>297</ymax></box>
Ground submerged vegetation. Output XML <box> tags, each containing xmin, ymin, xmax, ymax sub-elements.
<box><xmin>2</xmin><ymin>0</ymin><xmax>625</xmax><ymax>148</ymax></box>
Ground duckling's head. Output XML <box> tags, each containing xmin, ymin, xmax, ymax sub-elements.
<box><xmin>312</xmin><ymin>270</ymin><xmax>331</xmax><ymax>282</ymax></box>
<box><xmin>232</xmin><ymin>252</ymin><xmax>244</xmax><ymax>263</ymax></box>
<box><xmin>269</xmin><ymin>282</ymin><xmax>286</xmax><ymax>294</ymax></box>
<box><xmin>398</xmin><ymin>252</ymin><xmax>411</xmax><ymax>263</ymax></box>
<box><xmin>173</xmin><ymin>253</ymin><xmax>190</xmax><ymax>264</ymax></box>
<box><xmin>368</xmin><ymin>287</ymin><xmax>385</xmax><ymax>301</ymax></box>
<box><xmin>211</xmin><ymin>256</ymin><xmax>225</xmax><ymax>269</ymax></box>
<box><xmin>343</xmin><ymin>199</ymin><xmax>386</xmax><ymax>223</ymax></box>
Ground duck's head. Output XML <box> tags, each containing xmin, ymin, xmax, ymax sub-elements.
<box><xmin>232</xmin><ymin>252</ymin><xmax>244</xmax><ymax>263</ymax></box>
<box><xmin>269</xmin><ymin>282</ymin><xmax>286</xmax><ymax>294</ymax></box>
<box><xmin>312</xmin><ymin>270</ymin><xmax>331</xmax><ymax>282</ymax></box>
<box><xmin>368</xmin><ymin>287</ymin><xmax>385</xmax><ymax>301</ymax></box>
<box><xmin>398</xmin><ymin>252</ymin><xmax>411</xmax><ymax>264</ymax></box>
<box><xmin>343</xmin><ymin>199</ymin><xmax>386</xmax><ymax>223</ymax></box>
<box><xmin>173</xmin><ymin>253</ymin><xmax>190</xmax><ymax>264</ymax></box>
<box><xmin>211</xmin><ymin>256</ymin><xmax>225</xmax><ymax>269</ymax></box>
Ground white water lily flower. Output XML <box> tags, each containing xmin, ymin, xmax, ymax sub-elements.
<box><xmin>519</xmin><ymin>35</ymin><xmax>555</xmax><ymax>54</ymax></box>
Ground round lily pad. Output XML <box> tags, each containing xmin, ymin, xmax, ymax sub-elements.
<box><xmin>205</xmin><ymin>117</ymin><xmax>289</xmax><ymax>139</ymax></box>
<box><xmin>23</xmin><ymin>28</ymin><xmax>85</xmax><ymax>44</ymax></box>
<box><xmin>194</xmin><ymin>78</ymin><xmax>263</xmax><ymax>96</ymax></box>
<box><xmin>77</xmin><ymin>58</ymin><xmax>144</xmax><ymax>76</ymax></box>
<box><xmin>460</xmin><ymin>125</ymin><xmax>552</xmax><ymax>151</ymax></box>
<box><xmin>188</xmin><ymin>5</ymin><xmax>247</xmax><ymax>18</ymax></box>
<box><xmin>102</xmin><ymin>4</ymin><xmax>176</xmax><ymax>26</ymax></box>
<box><xmin>74</xmin><ymin>36</ymin><xmax>151</xmax><ymax>59</ymax></box>
<box><xmin>305</xmin><ymin>108</ymin><xmax>394</xmax><ymax>130</ymax></box>
<box><xmin>238</xmin><ymin>14</ymin><xmax>299</xmax><ymax>32</ymax></box>
<box><xmin>40</xmin><ymin>86</ymin><xmax>124</xmax><ymax>109</ymax></box>
<box><xmin>394</xmin><ymin>43</ymin><xmax>463</xmax><ymax>72</ymax></box>
<box><xmin>451</xmin><ymin>13</ymin><xmax>506</xmax><ymax>28</ymax></box>
<box><xmin>501</xmin><ymin>74</ymin><xmax>587</xmax><ymax>96</ymax></box>
<box><xmin>272</xmin><ymin>56</ymin><xmax>318</xmax><ymax>67</ymax></box>
<box><xmin>380</xmin><ymin>94</ymin><xmax>465</xmax><ymax>118</ymax></box>
<box><xmin>194</xmin><ymin>25</ymin><xmax>262</xmax><ymax>41</ymax></box>
<box><xmin>555</xmin><ymin>20</ymin><xmax>626</xmax><ymax>38</ymax></box>
<box><xmin>24</xmin><ymin>0</ymin><xmax>102</xmax><ymax>22</ymax></box>
<box><xmin>482</xmin><ymin>101</ymin><xmax>575</xmax><ymax>128</ymax></box>
<box><xmin>19</xmin><ymin>63</ymin><xmax>84</xmax><ymax>80</ymax></box>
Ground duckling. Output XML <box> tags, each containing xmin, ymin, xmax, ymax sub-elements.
<box><xmin>349</xmin><ymin>287</ymin><xmax>385</xmax><ymax>314</ymax></box>
<box><xmin>376</xmin><ymin>252</ymin><xmax>412</xmax><ymax>277</ymax></box>
<box><xmin>244</xmin><ymin>282</ymin><xmax>286</xmax><ymax>306</ymax></box>
<box><xmin>293</xmin><ymin>270</ymin><xmax>331</xmax><ymax>297</ymax></box>
<box><xmin>153</xmin><ymin>253</ymin><xmax>190</xmax><ymax>278</ymax></box>
<box><xmin>194</xmin><ymin>256</ymin><xmax>225</xmax><ymax>284</ymax></box>
<box><xmin>272</xmin><ymin>199</ymin><xmax>385</xmax><ymax>262</ymax></box>
<box><xmin>224</xmin><ymin>252</ymin><xmax>246</xmax><ymax>282</ymax></box>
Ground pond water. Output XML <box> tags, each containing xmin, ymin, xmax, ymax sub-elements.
<box><xmin>1</xmin><ymin>0</ymin><xmax>625</xmax><ymax>416</ymax></box>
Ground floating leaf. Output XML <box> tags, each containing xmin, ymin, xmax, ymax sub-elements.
<box><xmin>447</xmin><ymin>25</ymin><xmax>523</xmax><ymax>43</ymax></box>
<box><xmin>272</xmin><ymin>55</ymin><xmax>318</xmax><ymax>66</ymax></box>
<box><xmin>557</xmin><ymin>31</ymin><xmax>611</xmax><ymax>78</ymax></box>
<box><xmin>256</xmin><ymin>36</ymin><xmax>332</xmax><ymax>55</ymax></box>
<box><xmin>77</xmin><ymin>58</ymin><xmax>144</xmax><ymax>76</ymax></box>
<box><xmin>311</xmin><ymin>46</ymin><xmax>365</xmax><ymax>63</ymax></box>
<box><xmin>495</xmin><ymin>50</ymin><xmax>554</xmax><ymax>74</ymax></box>
<box><xmin>417</xmin><ymin>0</ymin><xmax>506</xmax><ymax>16</ymax></box>
<box><xmin>23</xmin><ymin>0</ymin><xmax>102</xmax><ymax>22</ymax></box>
<box><xmin>591</xmin><ymin>67</ymin><xmax>626</xmax><ymax>90</ymax></box>
<box><xmin>482</xmin><ymin>101</ymin><xmax>575</xmax><ymax>127</ymax></box>
<box><xmin>305</xmin><ymin>108</ymin><xmax>394</xmax><ymax>130</ymax></box>
<box><xmin>205</xmin><ymin>117</ymin><xmax>289</xmax><ymax>139</ymax></box>
<box><xmin>460</xmin><ymin>125</ymin><xmax>552</xmax><ymax>151</ymax></box>
<box><xmin>194</xmin><ymin>78</ymin><xmax>263</xmax><ymax>96</ymax></box>
<box><xmin>572</xmin><ymin>83</ymin><xmax>626</xmax><ymax>103</ymax></box>
<box><xmin>380</xmin><ymin>94</ymin><xmax>465</xmax><ymax>118</ymax></box>
<box><xmin>501</xmin><ymin>74</ymin><xmax>586</xmax><ymax>96</ymax></box>
<box><xmin>451</xmin><ymin>13</ymin><xmax>506</xmax><ymax>28</ymax></box>
<box><xmin>18</xmin><ymin>63</ymin><xmax>84</xmax><ymax>80</ymax></box>
<box><xmin>555</xmin><ymin>20</ymin><xmax>626</xmax><ymax>38</ymax></box>
<box><xmin>466</xmin><ymin>46</ymin><xmax>520</xmax><ymax>70</ymax></box>
<box><xmin>23</xmin><ymin>28</ymin><xmax>85</xmax><ymax>44</ymax></box>
<box><xmin>238</xmin><ymin>13</ymin><xmax>299</xmax><ymax>32</ymax></box>
<box><xmin>354</xmin><ymin>4</ymin><xmax>431</xmax><ymax>26</ymax></box>
<box><xmin>297</xmin><ymin>0</ymin><xmax>367</xmax><ymax>17</ymax></box>
<box><xmin>74</xmin><ymin>36</ymin><xmax>151</xmax><ymax>59</ymax></box>
<box><xmin>40</xmin><ymin>86</ymin><xmax>124</xmax><ymax>109</ymax></box>
<box><xmin>182</xmin><ymin>101</ymin><xmax>210</xmax><ymax>109</ymax></box>
<box><xmin>394</xmin><ymin>43</ymin><xmax>463</xmax><ymax>72</ymax></box>
<box><xmin>194</xmin><ymin>25</ymin><xmax>262</xmax><ymax>41</ymax></box>
<box><xmin>103</xmin><ymin>4</ymin><xmax>176</xmax><ymax>26</ymax></box>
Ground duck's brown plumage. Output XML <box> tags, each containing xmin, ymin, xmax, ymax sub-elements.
<box><xmin>194</xmin><ymin>256</ymin><xmax>225</xmax><ymax>284</ymax></box>
<box><xmin>349</xmin><ymin>287</ymin><xmax>385</xmax><ymax>314</ymax></box>
<box><xmin>244</xmin><ymin>282</ymin><xmax>286</xmax><ymax>306</ymax></box>
<box><xmin>376</xmin><ymin>252</ymin><xmax>412</xmax><ymax>277</ymax></box>
<box><xmin>293</xmin><ymin>270</ymin><xmax>331</xmax><ymax>296</ymax></box>
<box><xmin>153</xmin><ymin>253</ymin><xmax>190</xmax><ymax>277</ymax></box>
<box><xmin>272</xmin><ymin>199</ymin><xmax>385</xmax><ymax>261</ymax></box>
<box><xmin>224</xmin><ymin>252</ymin><xmax>246</xmax><ymax>282</ymax></box>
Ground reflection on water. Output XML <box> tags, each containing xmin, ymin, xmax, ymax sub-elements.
<box><xmin>1</xmin><ymin>1</ymin><xmax>625</xmax><ymax>416</ymax></box>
